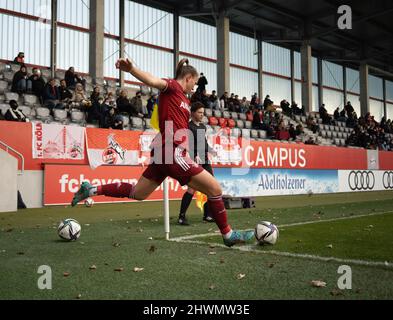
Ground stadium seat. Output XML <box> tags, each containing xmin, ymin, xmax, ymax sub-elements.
<box><xmin>18</xmin><ymin>105</ymin><xmax>31</xmax><ymax>117</ymax></box>
<box><xmin>332</xmin><ymin>132</ymin><xmax>338</xmax><ymax>138</ymax></box>
<box><xmin>317</xmin><ymin>118</ymin><xmax>323</xmax><ymax>124</ymax></box>
<box><xmin>231</xmin><ymin>128</ymin><xmax>241</xmax><ymax>137</ymax></box>
<box><xmin>246</xmin><ymin>113</ymin><xmax>253</xmax><ymax>122</ymax></box>
<box><xmin>5</xmin><ymin>92</ymin><xmax>19</xmax><ymax>102</ymax></box>
<box><xmin>230</xmin><ymin>112</ymin><xmax>238</xmax><ymax>120</ymax></box>
<box><xmin>227</xmin><ymin>119</ymin><xmax>236</xmax><ymax>128</ymax></box>
<box><xmin>241</xmin><ymin>129</ymin><xmax>250</xmax><ymax>139</ymax></box>
<box><xmin>10</xmin><ymin>64</ymin><xmax>20</xmax><ymax>73</ymax></box>
<box><xmin>213</xmin><ymin>110</ymin><xmax>222</xmax><ymax>118</ymax></box>
<box><xmin>236</xmin><ymin>120</ymin><xmax>244</xmax><ymax>129</ymax></box>
<box><xmin>36</xmin><ymin>107</ymin><xmax>51</xmax><ymax>120</ymax></box>
<box><xmin>71</xmin><ymin>110</ymin><xmax>85</xmax><ymax>123</ymax></box>
<box><xmin>208</xmin><ymin>117</ymin><xmax>218</xmax><ymax>126</ymax></box>
<box><xmin>131</xmin><ymin>117</ymin><xmax>143</xmax><ymax>130</ymax></box>
<box><xmin>222</xmin><ymin>111</ymin><xmax>231</xmax><ymax>119</ymax></box>
<box><xmin>55</xmin><ymin>70</ymin><xmax>65</xmax><ymax>79</ymax></box>
<box><xmin>53</xmin><ymin>109</ymin><xmax>68</xmax><ymax>122</ymax></box>
<box><xmin>144</xmin><ymin>118</ymin><xmax>152</xmax><ymax>129</ymax></box>
<box><xmin>334</xmin><ymin>138</ymin><xmax>341</xmax><ymax>146</ymax></box>
<box><xmin>205</xmin><ymin>124</ymin><xmax>213</xmax><ymax>136</ymax></box>
<box><xmin>204</xmin><ymin>108</ymin><xmax>213</xmax><ymax>117</ymax></box>
<box><xmin>258</xmin><ymin>130</ymin><xmax>267</xmax><ymax>139</ymax></box>
<box><xmin>245</xmin><ymin>121</ymin><xmax>252</xmax><ymax>129</ymax></box>
<box><xmin>23</xmin><ymin>94</ymin><xmax>38</xmax><ymax>106</ymax></box>
<box><xmin>340</xmin><ymin>139</ymin><xmax>346</xmax><ymax>146</ymax></box>
<box><xmin>202</xmin><ymin>116</ymin><xmax>209</xmax><ymax>125</ymax></box>
<box><xmin>120</xmin><ymin>115</ymin><xmax>130</xmax><ymax>127</ymax></box>
<box><xmin>218</xmin><ymin>118</ymin><xmax>227</xmax><ymax>127</ymax></box>
<box><xmin>337</xmin><ymin>132</ymin><xmax>343</xmax><ymax>138</ymax></box>
<box><xmin>41</xmin><ymin>69</ymin><xmax>51</xmax><ymax>78</ymax></box>
<box><xmin>0</xmin><ymin>103</ymin><xmax>9</xmax><ymax>115</ymax></box>
<box><xmin>94</xmin><ymin>78</ymin><xmax>105</xmax><ymax>86</ymax></box>
<box><xmin>212</xmin><ymin>125</ymin><xmax>221</xmax><ymax>133</ymax></box>
<box><xmin>239</xmin><ymin>113</ymin><xmax>247</xmax><ymax>121</ymax></box>
<box><xmin>0</xmin><ymin>94</ymin><xmax>5</xmax><ymax>103</ymax></box>
<box><xmin>3</xmin><ymin>72</ymin><xmax>14</xmax><ymax>83</ymax></box>
<box><xmin>0</xmin><ymin>80</ymin><xmax>8</xmax><ymax>94</ymax></box>
<box><xmin>250</xmin><ymin>130</ymin><xmax>259</xmax><ymax>139</ymax></box>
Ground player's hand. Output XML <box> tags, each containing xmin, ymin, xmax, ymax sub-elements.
<box><xmin>116</xmin><ymin>58</ymin><xmax>133</xmax><ymax>73</ymax></box>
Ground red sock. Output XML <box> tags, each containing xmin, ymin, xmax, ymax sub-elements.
<box><xmin>208</xmin><ymin>195</ymin><xmax>231</xmax><ymax>235</ymax></box>
<box><xmin>97</xmin><ymin>183</ymin><xmax>135</xmax><ymax>198</ymax></box>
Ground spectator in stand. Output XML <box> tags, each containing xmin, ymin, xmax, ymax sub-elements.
<box><xmin>104</xmin><ymin>92</ymin><xmax>116</xmax><ymax>108</ymax></box>
<box><xmin>130</xmin><ymin>91</ymin><xmax>144</xmax><ymax>118</ymax></box>
<box><xmin>239</xmin><ymin>97</ymin><xmax>250</xmax><ymax>113</ymax></box>
<box><xmin>250</xmin><ymin>92</ymin><xmax>260</xmax><ymax>107</ymax></box>
<box><xmin>87</xmin><ymin>96</ymin><xmax>107</xmax><ymax>126</ymax></box>
<box><xmin>196</xmin><ymin>73</ymin><xmax>208</xmax><ymax>93</ymax></box>
<box><xmin>116</xmin><ymin>90</ymin><xmax>132</xmax><ymax>115</ymax></box>
<box><xmin>146</xmin><ymin>93</ymin><xmax>158</xmax><ymax>118</ymax></box>
<box><xmin>90</xmin><ymin>87</ymin><xmax>102</xmax><ymax>105</ymax></box>
<box><xmin>228</xmin><ymin>93</ymin><xmax>236</xmax><ymax>111</ymax></box>
<box><xmin>13</xmin><ymin>52</ymin><xmax>25</xmax><ymax>65</ymax></box>
<box><xmin>59</xmin><ymin>79</ymin><xmax>73</xmax><ymax>104</ymax></box>
<box><xmin>11</xmin><ymin>65</ymin><xmax>32</xmax><ymax>94</ymax></box>
<box><xmin>288</xmin><ymin>124</ymin><xmax>297</xmax><ymax>140</ymax></box>
<box><xmin>233</xmin><ymin>95</ymin><xmax>241</xmax><ymax>113</ymax></box>
<box><xmin>334</xmin><ymin>107</ymin><xmax>340</xmax><ymax>120</ymax></box>
<box><xmin>263</xmin><ymin>95</ymin><xmax>273</xmax><ymax>110</ymax></box>
<box><xmin>275</xmin><ymin>121</ymin><xmax>290</xmax><ymax>141</ymax></box>
<box><xmin>42</xmin><ymin>78</ymin><xmax>62</xmax><ymax>110</ymax></box>
<box><xmin>319</xmin><ymin>104</ymin><xmax>332</xmax><ymax>124</ymax></box>
<box><xmin>280</xmin><ymin>99</ymin><xmax>291</xmax><ymax>115</ymax></box>
<box><xmin>344</xmin><ymin>101</ymin><xmax>354</xmax><ymax>117</ymax></box>
<box><xmin>306</xmin><ymin>114</ymin><xmax>319</xmax><ymax>134</ymax></box>
<box><xmin>304</xmin><ymin>137</ymin><xmax>317</xmax><ymax>145</ymax></box>
<box><xmin>219</xmin><ymin>92</ymin><xmax>229</xmax><ymax>111</ymax></box>
<box><xmin>72</xmin><ymin>83</ymin><xmax>91</xmax><ymax>110</ymax></box>
<box><xmin>4</xmin><ymin>100</ymin><xmax>27</xmax><ymax>122</ymax></box>
<box><xmin>252</xmin><ymin>107</ymin><xmax>263</xmax><ymax>130</ymax></box>
<box><xmin>291</xmin><ymin>101</ymin><xmax>302</xmax><ymax>115</ymax></box>
<box><xmin>29</xmin><ymin>68</ymin><xmax>46</xmax><ymax>99</ymax></box>
<box><xmin>65</xmin><ymin>67</ymin><xmax>86</xmax><ymax>89</ymax></box>
<box><xmin>104</xmin><ymin>106</ymin><xmax>123</xmax><ymax>130</ymax></box>
<box><xmin>208</xmin><ymin>90</ymin><xmax>219</xmax><ymax>110</ymax></box>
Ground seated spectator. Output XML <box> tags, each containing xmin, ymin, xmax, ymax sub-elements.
<box><xmin>72</xmin><ymin>83</ymin><xmax>91</xmax><ymax>110</ymax></box>
<box><xmin>219</xmin><ymin>92</ymin><xmax>229</xmax><ymax>111</ymax></box>
<box><xmin>233</xmin><ymin>95</ymin><xmax>241</xmax><ymax>113</ymax></box>
<box><xmin>252</xmin><ymin>108</ymin><xmax>263</xmax><ymax>130</ymax></box>
<box><xmin>228</xmin><ymin>93</ymin><xmax>236</xmax><ymax>111</ymax></box>
<box><xmin>116</xmin><ymin>90</ymin><xmax>133</xmax><ymax>115</ymax></box>
<box><xmin>288</xmin><ymin>124</ymin><xmax>297</xmax><ymax>140</ymax></box>
<box><xmin>344</xmin><ymin>101</ymin><xmax>354</xmax><ymax>117</ymax></box>
<box><xmin>4</xmin><ymin>100</ymin><xmax>27</xmax><ymax>122</ymax></box>
<box><xmin>291</xmin><ymin>101</ymin><xmax>302</xmax><ymax>115</ymax></box>
<box><xmin>87</xmin><ymin>96</ymin><xmax>107</xmax><ymax>126</ymax></box>
<box><xmin>42</xmin><ymin>79</ymin><xmax>62</xmax><ymax>110</ymax></box>
<box><xmin>130</xmin><ymin>91</ymin><xmax>144</xmax><ymax>117</ymax></box>
<box><xmin>239</xmin><ymin>97</ymin><xmax>250</xmax><ymax>113</ymax></box>
<box><xmin>306</xmin><ymin>115</ymin><xmax>319</xmax><ymax>134</ymax></box>
<box><xmin>275</xmin><ymin>121</ymin><xmax>290</xmax><ymax>140</ymax></box>
<box><xmin>295</xmin><ymin>124</ymin><xmax>304</xmax><ymax>137</ymax></box>
<box><xmin>319</xmin><ymin>104</ymin><xmax>332</xmax><ymax>124</ymax></box>
<box><xmin>251</xmin><ymin>93</ymin><xmax>261</xmax><ymax>108</ymax></box>
<box><xmin>280</xmin><ymin>99</ymin><xmax>291</xmax><ymax>115</ymax></box>
<box><xmin>90</xmin><ymin>87</ymin><xmax>102</xmax><ymax>105</ymax></box>
<box><xmin>263</xmin><ymin>95</ymin><xmax>273</xmax><ymax>110</ymax></box>
<box><xmin>13</xmin><ymin>52</ymin><xmax>25</xmax><ymax>65</ymax></box>
<box><xmin>304</xmin><ymin>137</ymin><xmax>317</xmax><ymax>145</ymax></box>
<box><xmin>146</xmin><ymin>94</ymin><xmax>157</xmax><ymax>118</ymax></box>
<box><xmin>208</xmin><ymin>90</ymin><xmax>219</xmax><ymax>110</ymax></box>
<box><xmin>65</xmin><ymin>67</ymin><xmax>86</xmax><ymax>89</ymax></box>
<box><xmin>59</xmin><ymin>79</ymin><xmax>73</xmax><ymax>104</ymax></box>
<box><xmin>29</xmin><ymin>68</ymin><xmax>46</xmax><ymax>99</ymax></box>
<box><xmin>11</xmin><ymin>65</ymin><xmax>32</xmax><ymax>94</ymax></box>
<box><xmin>104</xmin><ymin>92</ymin><xmax>116</xmax><ymax>108</ymax></box>
<box><xmin>104</xmin><ymin>107</ymin><xmax>123</xmax><ymax>130</ymax></box>
<box><xmin>334</xmin><ymin>107</ymin><xmax>340</xmax><ymax>120</ymax></box>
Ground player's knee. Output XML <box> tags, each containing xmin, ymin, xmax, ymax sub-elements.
<box><xmin>208</xmin><ymin>184</ymin><xmax>222</xmax><ymax>197</ymax></box>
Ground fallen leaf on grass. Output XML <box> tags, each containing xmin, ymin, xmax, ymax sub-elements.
<box><xmin>209</xmin><ymin>285</ymin><xmax>216</xmax><ymax>290</ymax></box>
<box><xmin>63</xmin><ymin>272</ymin><xmax>70</xmax><ymax>277</ymax></box>
<box><xmin>311</xmin><ymin>280</ymin><xmax>326</xmax><ymax>288</ymax></box>
<box><xmin>208</xmin><ymin>251</ymin><xmax>217</xmax><ymax>255</ymax></box>
<box><xmin>330</xmin><ymin>288</ymin><xmax>344</xmax><ymax>296</ymax></box>
<box><xmin>267</xmin><ymin>263</ymin><xmax>275</xmax><ymax>268</ymax></box>
<box><xmin>76</xmin><ymin>294</ymin><xmax>82</xmax><ymax>299</ymax></box>
<box><xmin>112</xmin><ymin>242</ymin><xmax>121</xmax><ymax>247</ymax></box>
<box><xmin>220</xmin><ymin>257</ymin><xmax>225</xmax><ymax>264</ymax></box>
<box><xmin>114</xmin><ymin>268</ymin><xmax>124</xmax><ymax>272</ymax></box>
<box><xmin>136</xmin><ymin>228</ymin><xmax>143</xmax><ymax>233</ymax></box>
<box><xmin>5</xmin><ymin>228</ymin><xmax>13</xmax><ymax>233</ymax></box>
<box><xmin>148</xmin><ymin>237</ymin><xmax>153</xmax><ymax>240</ymax></box>
<box><xmin>149</xmin><ymin>245</ymin><xmax>156</xmax><ymax>253</ymax></box>
<box><xmin>209</xmin><ymin>244</ymin><xmax>216</xmax><ymax>249</ymax></box>
<box><xmin>326</xmin><ymin>244</ymin><xmax>333</xmax><ymax>249</ymax></box>
<box><xmin>236</xmin><ymin>273</ymin><xmax>246</xmax><ymax>280</ymax></box>
<box><xmin>17</xmin><ymin>251</ymin><xmax>25</xmax><ymax>255</ymax></box>
<box><xmin>89</xmin><ymin>265</ymin><xmax>97</xmax><ymax>270</ymax></box>
<box><xmin>133</xmin><ymin>267</ymin><xmax>144</xmax><ymax>272</ymax></box>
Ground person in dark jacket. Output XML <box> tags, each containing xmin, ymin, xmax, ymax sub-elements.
<box><xmin>65</xmin><ymin>67</ymin><xmax>85</xmax><ymax>89</ymax></box>
<box><xmin>42</xmin><ymin>79</ymin><xmax>61</xmax><ymax>109</ymax></box>
<box><xmin>196</xmin><ymin>73</ymin><xmax>208</xmax><ymax>93</ymax></box>
<box><xmin>4</xmin><ymin>100</ymin><xmax>27</xmax><ymax>122</ymax></box>
<box><xmin>12</xmin><ymin>65</ymin><xmax>31</xmax><ymax>93</ymax></box>
<box><xmin>29</xmin><ymin>68</ymin><xmax>46</xmax><ymax>99</ymax></box>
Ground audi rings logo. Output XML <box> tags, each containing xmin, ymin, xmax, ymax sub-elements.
<box><xmin>383</xmin><ymin>171</ymin><xmax>393</xmax><ymax>189</ymax></box>
<box><xmin>348</xmin><ymin>171</ymin><xmax>375</xmax><ymax>190</ymax></box>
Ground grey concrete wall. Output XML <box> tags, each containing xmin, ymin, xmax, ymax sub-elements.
<box><xmin>0</xmin><ymin>150</ymin><xmax>17</xmax><ymax>212</ymax></box>
<box><xmin>17</xmin><ymin>170</ymin><xmax>44</xmax><ymax>209</ymax></box>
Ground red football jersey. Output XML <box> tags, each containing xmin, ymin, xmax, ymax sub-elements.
<box><xmin>155</xmin><ymin>79</ymin><xmax>191</xmax><ymax>149</ymax></box>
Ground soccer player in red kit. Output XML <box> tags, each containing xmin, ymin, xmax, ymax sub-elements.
<box><xmin>71</xmin><ymin>58</ymin><xmax>254</xmax><ymax>247</ymax></box>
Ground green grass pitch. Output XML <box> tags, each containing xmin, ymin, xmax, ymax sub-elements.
<box><xmin>0</xmin><ymin>191</ymin><xmax>392</xmax><ymax>300</ymax></box>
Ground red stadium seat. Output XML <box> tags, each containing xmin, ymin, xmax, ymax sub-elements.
<box><xmin>227</xmin><ymin>119</ymin><xmax>236</xmax><ymax>128</ymax></box>
<box><xmin>209</xmin><ymin>117</ymin><xmax>218</xmax><ymax>126</ymax></box>
<box><xmin>246</xmin><ymin>112</ymin><xmax>253</xmax><ymax>122</ymax></box>
<box><xmin>218</xmin><ymin>118</ymin><xmax>228</xmax><ymax>127</ymax></box>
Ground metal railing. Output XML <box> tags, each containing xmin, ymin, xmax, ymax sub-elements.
<box><xmin>0</xmin><ymin>140</ymin><xmax>24</xmax><ymax>175</ymax></box>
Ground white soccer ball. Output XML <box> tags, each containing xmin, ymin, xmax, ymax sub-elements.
<box><xmin>58</xmin><ymin>219</ymin><xmax>81</xmax><ymax>241</ymax></box>
<box><xmin>84</xmin><ymin>198</ymin><xmax>94</xmax><ymax>207</ymax></box>
<box><xmin>255</xmin><ymin>221</ymin><xmax>279</xmax><ymax>245</ymax></box>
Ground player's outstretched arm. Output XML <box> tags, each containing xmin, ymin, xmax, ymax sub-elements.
<box><xmin>115</xmin><ymin>58</ymin><xmax>167</xmax><ymax>91</ymax></box>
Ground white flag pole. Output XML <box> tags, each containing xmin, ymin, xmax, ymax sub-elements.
<box><xmin>163</xmin><ymin>178</ymin><xmax>170</xmax><ymax>240</ymax></box>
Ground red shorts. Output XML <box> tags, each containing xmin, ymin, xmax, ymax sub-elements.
<box><xmin>142</xmin><ymin>147</ymin><xmax>204</xmax><ymax>186</ymax></box>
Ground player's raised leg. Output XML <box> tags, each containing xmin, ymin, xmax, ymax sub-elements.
<box><xmin>188</xmin><ymin>170</ymin><xmax>254</xmax><ymax>247</ymax></box>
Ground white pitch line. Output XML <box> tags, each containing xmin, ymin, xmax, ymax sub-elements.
<box><xmin>169</xmin><ymin>210</ymin><xmax>393</xmax><ymax>269</ymax></box>
<box><xmin>171</xmin><ymin>210</ymin><xmax>393</xmax><ymax>242</ymax></box>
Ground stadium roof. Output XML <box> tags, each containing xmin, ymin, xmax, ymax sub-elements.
<box><xmin>132</xmin><ymin>0</ymin><xmax>393</xmax><ymax>77</ymax></box>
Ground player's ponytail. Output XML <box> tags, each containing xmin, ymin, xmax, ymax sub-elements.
<box><xmin>175</xmin><ymin>58</ymin><xmax>198</xmax><ymax>80</ymax></box>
